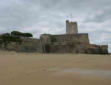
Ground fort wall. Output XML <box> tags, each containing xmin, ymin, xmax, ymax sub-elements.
<box><xmin>52</xmin><ymin>34</ymin><xmax>89</xmax><ymax>44</ymax></box>
<box><xmin>1</xmin><ymin>38</ymin><xmax>43</xmax><ymax>53</ymax></box>
<box><xmin>47</xmin><ymin>44</ymin><xmax>108</xmax><ymax>54</ymax></box>
<box><xmin>18</xmin><ymin>38</ymin><xmax>43</xmax><ymax>52</ymax></box>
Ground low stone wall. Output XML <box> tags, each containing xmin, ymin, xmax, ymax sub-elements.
<box><xmin>46</xmin><ymin>43</ymin><xmax>108</xmax><ymax>54</ymax></box>
<box><xmin>45</xmin><ymin>44</ymin><xmax>74</xmax><ymax>53</ymax></box>
<box><xmin>18</xmin><ymin>38</ymin><xmax>43</xmax><ymax>52</ymax></box>
<box><xmin>0</xmin><ymin>38</ymin><xmax>43</xmax><ymax>53</ymax></box>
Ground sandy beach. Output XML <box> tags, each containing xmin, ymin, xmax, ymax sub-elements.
<box><xmin>0</xmin><ymin>51</ymin><xmax>111</xmax><ymax>85</ymax></box>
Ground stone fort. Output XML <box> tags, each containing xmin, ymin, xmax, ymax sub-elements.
<box><xmin>0</xmin><ymin>20</ymin><xmax>108</xmax><ymax>54</ymax></box>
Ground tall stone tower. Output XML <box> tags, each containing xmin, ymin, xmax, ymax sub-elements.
<box><xmin>66</xmin><ymin>20</ymin><xmax>78</xmax><ymax>34</ymax></box>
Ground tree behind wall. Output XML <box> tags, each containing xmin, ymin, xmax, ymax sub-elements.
<box><xmin>11</xmin><ymin>31</ymin><xmax>33</xmax><ymax>38</ymax></box>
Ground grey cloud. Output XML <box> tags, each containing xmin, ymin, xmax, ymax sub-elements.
<box><xmin>85</xmin><ymin>7</ymin><xmax>111</xmax><ymax>23</ymax></box>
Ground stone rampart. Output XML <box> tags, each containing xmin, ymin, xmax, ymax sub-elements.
<box><xmin>46</xmin><ymin>43</ymin><xmax>108</xmax><ymax>54</ymax></box>
<box><xmin>18</xmin><ymin>38</ymin><xmax>43</xmax><ymax>52</ymax></box>
<box><xmin>52</xmin><ymin>34</ymin><xmax>89</xmax><ymax>44</ymax></box>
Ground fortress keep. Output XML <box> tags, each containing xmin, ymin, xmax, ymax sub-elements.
<box><xmin>66</xmin><ymin>20</ymin><xmax>78</xmax><ymax>34</ymax></box>
<box><xmin>0</xmin><ymin>20</ymin><xmax>108</xmax><ymax>54</ymax></box>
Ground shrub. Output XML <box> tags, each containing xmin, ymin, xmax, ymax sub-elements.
<box><xmin>22</xmin><ymin>33</ymin><xmax>33</xmax><ymax>37</ymax></box>
<box><xmin>11</xmin><ymin>31</ymin><xmax>23</xmax><ymax>37</ymax></box>
<box><xmin>0</xmin><ymin>33</ymin><xmax>22</xmax><ymax>47</ymax></box>
<box><xmin>50</xmin><ymin>36</ymin><xmax>56</xmax><ymax>43</ymax></box>
<box><xmin>11</xmin><ymin>31</ymin><xmax>33</xmax><ymax>37</ymax></box>
<box><xmin>0</xmin><ymin>33</ymin><xmax>11</xmax><ymax>48</ymax></box>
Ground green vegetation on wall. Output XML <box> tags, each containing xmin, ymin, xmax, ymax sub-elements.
<box><xmin>11</xmin><ymin>31</ymin><xmax>33</xmax><ymax>37</ymax></box>
<box><xmin>50</xmin><ymin>36</ymin><xmax>57</xmax><ymax>44</ymax></box>
<box><xmin>0</xmin><ymin>31</ymin><xmax>33</xmax><ymax>48</ymax></box>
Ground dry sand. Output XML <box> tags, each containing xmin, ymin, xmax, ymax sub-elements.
<box><xmin>0</xmin><ymin>51</ymin><xmax>111</xmax><ymax>85</ymax></box>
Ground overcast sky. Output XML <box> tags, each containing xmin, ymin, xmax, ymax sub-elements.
<box><xmin>0</xmin><ymin>0</ymin><xmax>111</xmax><ymax>52</ymax></box>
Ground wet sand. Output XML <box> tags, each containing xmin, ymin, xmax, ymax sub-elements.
<box><xmin>0</xmin><ymin>51</ymin><xmax>111</xmax><ymax>85</ymax></box>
